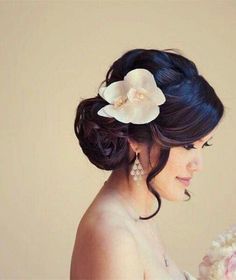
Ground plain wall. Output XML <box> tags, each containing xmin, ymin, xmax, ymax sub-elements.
<box><xmin>0</xmin><ymin>0</ymin><xmax>235</xmax><ymax>279</ymax></box>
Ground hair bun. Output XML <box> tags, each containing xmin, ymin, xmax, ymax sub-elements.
<box><xmin>74</xmin><ymin>96</ymin><xmax>129</xmax><ymax>170</ymax></box>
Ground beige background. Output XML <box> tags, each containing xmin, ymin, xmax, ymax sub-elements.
<box><xmin>0</xmin><ymin>0</ymin><xmax>235</xmax><ymax>279</ymax></box>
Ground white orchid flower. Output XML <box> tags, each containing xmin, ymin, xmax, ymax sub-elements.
<box><xmin>97</xmin><ymin>68</ymin><xmax>166</xmax><ymax>124</ymax></box>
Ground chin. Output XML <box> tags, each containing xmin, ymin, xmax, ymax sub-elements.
<box><xmin>161</xmin><ymin>193</ymin><xmax>185</xmax><ymax>201</ymax></box>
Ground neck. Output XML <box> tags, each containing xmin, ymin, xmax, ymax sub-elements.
<box><xmin>100</xmin><ymin>168</ymin><xmax>169</xmax><ymax>269</ymax></box>
<box><xmin>102</xmin><ymin>167</ymin><xmax>158</xmax><ymax>222</ymax></box>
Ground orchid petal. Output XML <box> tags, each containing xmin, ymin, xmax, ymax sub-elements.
<box><xmin>100</xmin><ymin>103</ymin><xmax>131</xmax><ymax>123</ymax></box>
<box><xmin>124</xmin><ymin>68</ymin><xmax>157</xmax><ymax>93</ymax></box>
<box><xmin>98</xmin><ymin>81</ymin><xmax>126</xmax><ymax>104</ymax></box>
<box><xmin>150</xmin><ymin>87</ymin><xmax>166</xmax><ymax>105</ymax></box>
<box><xmin>97</xmin><ymin>68</ymin><xmax>166</xmax><ymax>124</ymax></box>
<box><xmin>100</xmin><ymin>99</ymin><xmax>160</xmax><ymax>124</ymax></box>
<box><xmin>97</xmin><ymin>105</ymin><xmax>114</xmax><ymax>117</ymax></box>
<box><xmin>124</xmin><ymin>69</ymin><xmax>166</xmax><ymax>105</ymax></box>
<box><xmin>134</xmin><ymin>87</ymin><xmax>166</xmax><ymax>105</ymax></box>
<box><xmin>128</xmin><ymin>99</ymin><xmax>160</xmax><ymax>124</ymax></box>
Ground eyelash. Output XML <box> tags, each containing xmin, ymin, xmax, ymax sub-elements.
<box><xmin>183</xmin><ymin>142</ymin><xmax>213</xmax><ymax>150</ymax></box>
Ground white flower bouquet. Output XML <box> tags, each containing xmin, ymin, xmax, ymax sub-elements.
<box><xmin>198</xmin><ymin>224</ymin><xmax>236</xmax><ymax>280</ymax></box>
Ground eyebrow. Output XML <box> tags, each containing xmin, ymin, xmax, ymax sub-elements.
<box><xmin>198</xmin><ymin>136</ymin><xmax>213</xmax><ymax>143</ymax></box>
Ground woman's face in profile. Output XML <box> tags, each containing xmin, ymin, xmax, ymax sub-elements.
<box><xmin>150</xmin><ymin>129</ymin><xmax>216</xmax><ymax>201</ymax></box>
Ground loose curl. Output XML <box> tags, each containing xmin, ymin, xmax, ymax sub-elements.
<box><xmin>74</xmin><ymin>48</ymin><xmax>225</xmax><ymax>220</ymax></box>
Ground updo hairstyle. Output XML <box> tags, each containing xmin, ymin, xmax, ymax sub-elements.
<box><xmin>74</xmin><ymin>48</ymin><xmax>225</xmax><ymax>219</ymax></box>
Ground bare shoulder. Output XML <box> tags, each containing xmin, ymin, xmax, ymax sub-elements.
<box><xmin>70</xmin><ymin>209</ymin><xmax>144</xmax><ymax>280</ymax></box>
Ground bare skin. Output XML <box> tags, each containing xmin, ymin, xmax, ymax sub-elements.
<box><xmin>70</xmin><ymin>179</ymin><xmax>186</xmax><ymax>279</ymax></box>
<box><xmin>70</xmin><ymin>130</ymin><xmax>216</xmax><ymax>279</ymax></box>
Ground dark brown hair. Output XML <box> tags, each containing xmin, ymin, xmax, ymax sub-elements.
<box><xmin>74</xmin><ymin>48</ymin><xmax>225</xmax><ymax>220</ymax></box>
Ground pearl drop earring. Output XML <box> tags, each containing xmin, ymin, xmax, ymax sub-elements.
<box><xmin>130</xmin><ymin>152</ymin><xmax>144</xmax><ymax>184</ymax></box>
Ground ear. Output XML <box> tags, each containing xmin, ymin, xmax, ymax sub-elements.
<box><xmin>127</xmin><ymin>138</ymin><xmax>140</xmax><ymax>154</ymax></box>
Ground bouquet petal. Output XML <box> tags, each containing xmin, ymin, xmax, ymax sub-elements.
<box><xmin>198</xmin><ymin>224</ymin><xmax>236</xmax><ymax>280</ymax></box>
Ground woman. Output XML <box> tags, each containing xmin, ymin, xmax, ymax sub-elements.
<box><xmin>70</xmin><ymin>48</ymin><xmax>225</xmax><ymax>279</ymax></box>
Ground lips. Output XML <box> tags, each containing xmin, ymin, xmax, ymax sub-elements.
<box><xmin>176</xmin><ymin>177</ymin><xmax>192</xmax><ymax>187</ymax></box>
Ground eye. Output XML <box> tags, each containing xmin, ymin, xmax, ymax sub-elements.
<box><xmin>202</xmin><ymin>141</ymin><xmax>213</xmax><ymax>148</ymax></box>
<box><xmin>183</xmin><ymin>141</ymin><xmax>213</xmax><ymax>150</ymax></box>
<box><xmin>183</xmin><ymin>144</ymin><xmax>196</xmax><ymax>150</ymax></box>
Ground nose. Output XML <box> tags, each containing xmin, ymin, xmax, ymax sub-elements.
<box><xmin>187</xmin><ymin>152</ymin><xmax>204</xmax><ymax>173</ymax></box>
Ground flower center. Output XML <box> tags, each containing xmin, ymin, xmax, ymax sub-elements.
<box><xmin>128</xmin><ymin>88</ymin><xmax>146</xmax><ymax>102</ymax></box>
<box><xmin>114</xmin><ymin>96</ymin><xmax>127</xmax><ymax>108</ymax></box>
<box><xmin>135</xmin><ymin>92</ymin><xmax>145</xmax><ymax>99</ymax></box>
<box><xmin>113</xmin><ymin>88</ymin><xmax>147</xmax><ymax>108</ymax></box>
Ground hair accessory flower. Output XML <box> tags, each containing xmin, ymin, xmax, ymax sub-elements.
<box><xmin>198</xmin><ymin>224</ymin><xmax>236</xmax><ymax>280</ymax></box>
<box><xmin>97</xmin><ymin>68</ymin><xmax>166</xmax><ymax>124</ymax></box>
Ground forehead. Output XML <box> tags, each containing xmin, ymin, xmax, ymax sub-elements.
<box><xmin>196</xmin><ymin>127</ymin><xmax>217</xmax><ymax>143</ymax></box>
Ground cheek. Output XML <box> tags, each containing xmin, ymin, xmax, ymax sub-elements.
<box><xmin>152</xmin><ymin>150</ymin><xmax>182</xmax><ymax>183</ymax></box>
<box><xmin>151</xmin><ymin>150</ymin><xmax>188</xmax><ymax>200</ymax></box>
<box><xmin>152</xmin><ymin>161</ymin><xmax>177</xmax><ymax>190</ymax></box>
<box><xmin>153</xmin><ymin>170</ymin><xmax>186</xmax><ymax>201</ymax></box>
<box><xmin>162</xmin><ymin>153</ymin><xmax>183</xmax><ymax>176</ymax></box>
<box><xmin>166</xmin><ymin>148</ymin><xmax>188</xmax><ymax>174</ymax></box>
